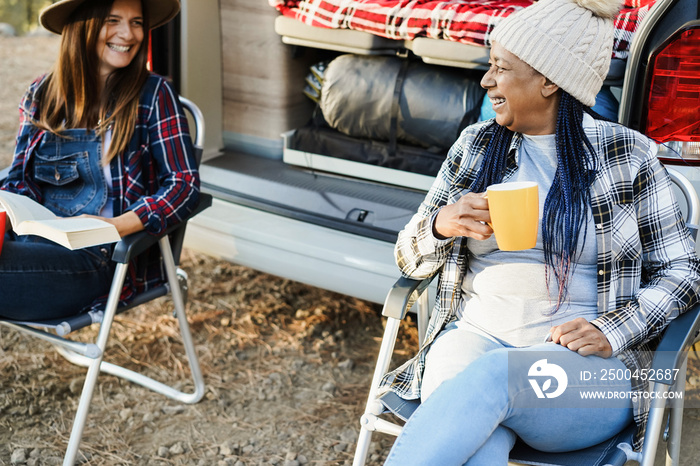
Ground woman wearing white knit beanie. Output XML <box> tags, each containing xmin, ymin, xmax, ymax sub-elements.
<box><xmin>380</xmin><ymin>0</ymin><xmax>700</xmax><ymax>464</ymax></box>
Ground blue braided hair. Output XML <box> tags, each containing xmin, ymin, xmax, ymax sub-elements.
<box><xmin>470</xmin><ymin>91</ymin><xmax>599</xmax><ymax>312</ymax></box>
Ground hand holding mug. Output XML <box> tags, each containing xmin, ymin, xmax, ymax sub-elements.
<box><xmin>433</xmin><ymin>192</ymin><xmax>493</xmax><ymax>240</ymax></box>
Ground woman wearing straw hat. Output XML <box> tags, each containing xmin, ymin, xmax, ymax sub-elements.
<box><xmin>380</xmin><ymin>0</ymin><xmax>700</xmax><ymax>463</ymax></box>
<box><xmin>0</xmin><ymin>0</ymin><xmax>198</xmax><ymax>320</ymax></box>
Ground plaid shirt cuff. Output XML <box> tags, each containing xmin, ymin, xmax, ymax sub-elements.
<box><xmin>590</xmin><ymin>302</ymin><xmax>643</xmax><ymax>357</ymax></box>
<box><xmin>129</xmin><ymin>199</ymin><xmax>167</xmax><ymax>236</ymax></box>
<box><xmin>416</xmin><ymin>210</ymin><xmax>453</xmax><ymax>255</ymax></box>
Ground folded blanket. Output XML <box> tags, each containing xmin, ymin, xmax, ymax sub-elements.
<box><xmin>270</xmin><ymin>0</ymin><xmax>656</xmax><ymax>60</ymax></box>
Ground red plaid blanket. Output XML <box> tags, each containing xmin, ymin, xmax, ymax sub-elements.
<box><xmin>270</xmin><ymin>0</ymin><xmax>656</xmax><ymax>60</ymax></box>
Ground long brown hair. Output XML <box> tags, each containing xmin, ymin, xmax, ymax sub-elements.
<box><xmin>36</xmin><ymin>0</ymin><xmax>150</xmax><ymax>163</ymax></box>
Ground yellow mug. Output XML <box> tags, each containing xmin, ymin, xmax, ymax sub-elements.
<box><xmin>486</xmin><ymin>181</ymin><xmax>539</xmax><ymax>251</ymax></box>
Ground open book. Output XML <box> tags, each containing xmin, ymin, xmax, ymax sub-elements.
<box><xmin>0</xmin><ymin>191</ymin><xmax>121</xmax><ymax>250</ymax></box>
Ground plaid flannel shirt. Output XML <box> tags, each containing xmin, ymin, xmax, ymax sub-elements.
<box><xmin>1</xmin><ymin>73</ymin><xmax>200</xmax><ymax>308</ymax></box>
<box><xmin>379</xmin><ymin>116</ymin><xmax>700</xmax><ymax>450</ymax></box>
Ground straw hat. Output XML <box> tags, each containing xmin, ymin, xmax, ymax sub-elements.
<box><xmin>39</xmin><ymin>0</ymin><xmax>180</xmax><ymax>35</ymax></box>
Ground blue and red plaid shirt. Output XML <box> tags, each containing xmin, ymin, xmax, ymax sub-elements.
<box><xmin>2</xmin><ymin>73</ymin><xmax>200</xmax><ymax>307</ymax></box>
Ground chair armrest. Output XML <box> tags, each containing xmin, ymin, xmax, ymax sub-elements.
<box><xmin>649</xmin><ymin>303</ymin><xmax>700</xmax><ymax>384</ymax></box>
<box><xmin>111</xmin><ymin>193</ymin><xmax>212</xmax><ymax>264</ymax></box>
<box><xmin>383</xmin><ymin>275</ymin><xmax>435</xmax><ymax>320</ymax></box>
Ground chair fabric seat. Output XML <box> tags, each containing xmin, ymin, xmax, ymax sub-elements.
<box><xmin>509</xmin><ymin>423</ymin><xmax>635</xmax><ymax>466</ymax></box>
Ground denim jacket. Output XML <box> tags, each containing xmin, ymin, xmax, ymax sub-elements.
<box><xmin>1</xmin><ymin>73</ymin><xmax>200</xmax><ymax>307</ymax></box>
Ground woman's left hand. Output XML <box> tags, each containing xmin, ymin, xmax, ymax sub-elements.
<box><xmin>549</xmin><ymin>317</ymin><xmax>613</xmax><ymax>358</ymax></box>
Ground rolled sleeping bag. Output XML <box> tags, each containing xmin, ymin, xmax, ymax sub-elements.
<box><xmin>320</xmin><ymin>54</ymin><xmax>485</xmax><ymax>150</ymax></box>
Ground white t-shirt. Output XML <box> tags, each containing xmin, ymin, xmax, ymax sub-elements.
<box><xmin>99</xmin><ymin>128</ymin><xmax>113</xmax><ymax>217</ymax></box>
<box><xmin>457</xmin><ymin>133</ymin><xmax>598</xmax><ymax>346</ymax></box>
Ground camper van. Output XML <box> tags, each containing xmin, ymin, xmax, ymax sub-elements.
<box><xmin>158</xmin><ymin>0</ymin><xmax>700</xmax><ymax>305</ymax></box>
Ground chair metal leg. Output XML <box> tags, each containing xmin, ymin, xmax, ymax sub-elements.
<box><xmin>353</xmin><ymin>317</ymin><xmax>403</xmax><ymax>466</ymax></box>
<box><xmin>57</xmin><ymin>243</ymin><xmax>206</xmax><ymax>400</ymax></box>
<box><xmin>61</xmin><ymin>236</ymin><xmax>205</xmax><ymax>464</ymax></box>
<box><xmin>665</xmin><ymin>357</ymin><xmax>687</xmax><ymax>466</ymax></box>
<box><xmin>640</xmin><ymin>382</ymin><xmax>671</xmax><ymax>466</ymax></box>
<box><xmin>63</xmin><ymin>262</ymin><xmax>130</xmax><ymax>466</ymax></box>
<box><xmin>157</xmin><ymin>235</ymin><xmax>205</xmax><ymax>402</ymax></box>
<box><xmin>0</xmin><ymin>321</ymin><xmax>101</xmax><ymax>358</ymax></box>
<box><xmin>353</xmin><ymin>426</ymin><xmax>374</xmax><ymax>466</ymax></box>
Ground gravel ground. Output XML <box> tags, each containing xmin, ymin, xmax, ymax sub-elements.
<box><xmin>0</xmin><ymin>249</ymin><xmax>418</xmax><ymax>465</ymax></box>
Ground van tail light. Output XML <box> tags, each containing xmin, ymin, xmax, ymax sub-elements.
<box><xmin>642</xmin><ymin>23</ymin><xmax>700</xmax><ymax>165</ymax></box>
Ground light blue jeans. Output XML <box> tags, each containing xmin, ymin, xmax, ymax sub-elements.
<box><xmin>384</xmin><ymin>322</ymin><xmax>634</xmax><ymax>465</ymax></box>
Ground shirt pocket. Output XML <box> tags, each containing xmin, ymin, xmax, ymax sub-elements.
<box><xmin>33</xmin><ymin>150</ymin><xmax>97</xmax><ymax>216</ymax></box>
<box><xmin>34</xmin><ymin>151</ymin><xmax>83</xmax><ymax>187</ymax></box>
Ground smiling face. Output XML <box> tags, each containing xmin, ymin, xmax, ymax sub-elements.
<box><xmin>96</xmin><ymin>0</ymin><xmax>144</xmax><ymax>85</ymax></box>
<box><xmin>480</xmin><ymin>42</ymin><xmax>560</xmax><ymax>135</ymax></box>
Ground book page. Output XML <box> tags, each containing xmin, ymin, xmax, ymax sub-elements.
<box><xmin>19</xmin><ymin>217</ymin><xmax>116</xmax><ymax>234</ymax></box>
<box><xmin>14</xmin><ymin>217</ymin><xmax>120</xmax><ymax>250</ymax></box>
<box><xmin>0</xmin><ymin>190</ymin><xmax>56</xmax><ymax>227</ymax></box>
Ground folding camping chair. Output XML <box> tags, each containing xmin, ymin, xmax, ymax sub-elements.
<box><xmin>0</xmin><ymin>96</ymin><xmax>212</xmax><ymax>466</ymax></box>
<box><xmin>352</xmin><ymin>167</ymin><xmax>700</xmax><ymax>466</ymax></box>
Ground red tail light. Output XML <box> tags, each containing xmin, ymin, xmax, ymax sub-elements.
<box><xmin>642</xmin><ymin>23</ymin><xmax>700</xmax><ymax>163</ymax></box>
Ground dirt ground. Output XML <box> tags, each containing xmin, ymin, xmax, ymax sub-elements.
<box><xmin>0</xmin><ymin>248</ymin><xmax>417</xmax><ymax>465</ymax></box>
<box><xmin>1</xmin><ymin>34</ymin><xmax>700</xmax><ymax>466</ymax></box>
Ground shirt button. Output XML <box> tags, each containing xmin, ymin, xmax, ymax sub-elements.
<box><xmin>598</xmin><ymin>270</ymin><xmax>605</xmax><ymax>276</ymax></box>
<box><xmin>596</xmin><ymin>224</ymin><xmax>602</xmax><ymax>229</ymax></box>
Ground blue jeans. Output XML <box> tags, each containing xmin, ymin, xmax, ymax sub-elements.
<box><xmin>0</xmin><ymin>234</ymin><xmax>114</xmax><ymax>320</ymax></box>
<box><xmin>385</xmin><ymin>325</ymin><xmax>634</xmax><ymax>465</ymax></box>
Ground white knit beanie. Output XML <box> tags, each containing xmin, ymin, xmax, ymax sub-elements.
<box><xmin>491</xmin><ymin>0</ymin><xmax>621</xmax><ymax>107</ymax></box>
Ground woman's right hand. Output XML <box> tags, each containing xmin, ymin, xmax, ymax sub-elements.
<box><xmin>79</xmin><ymin>211</ymin><xmax>144</xmax><ymax>238</ymax></box>
<box><xmin>433</xmin><ymin>192</ymin><xmax>494</xmax><ymax>240</ymax></box>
